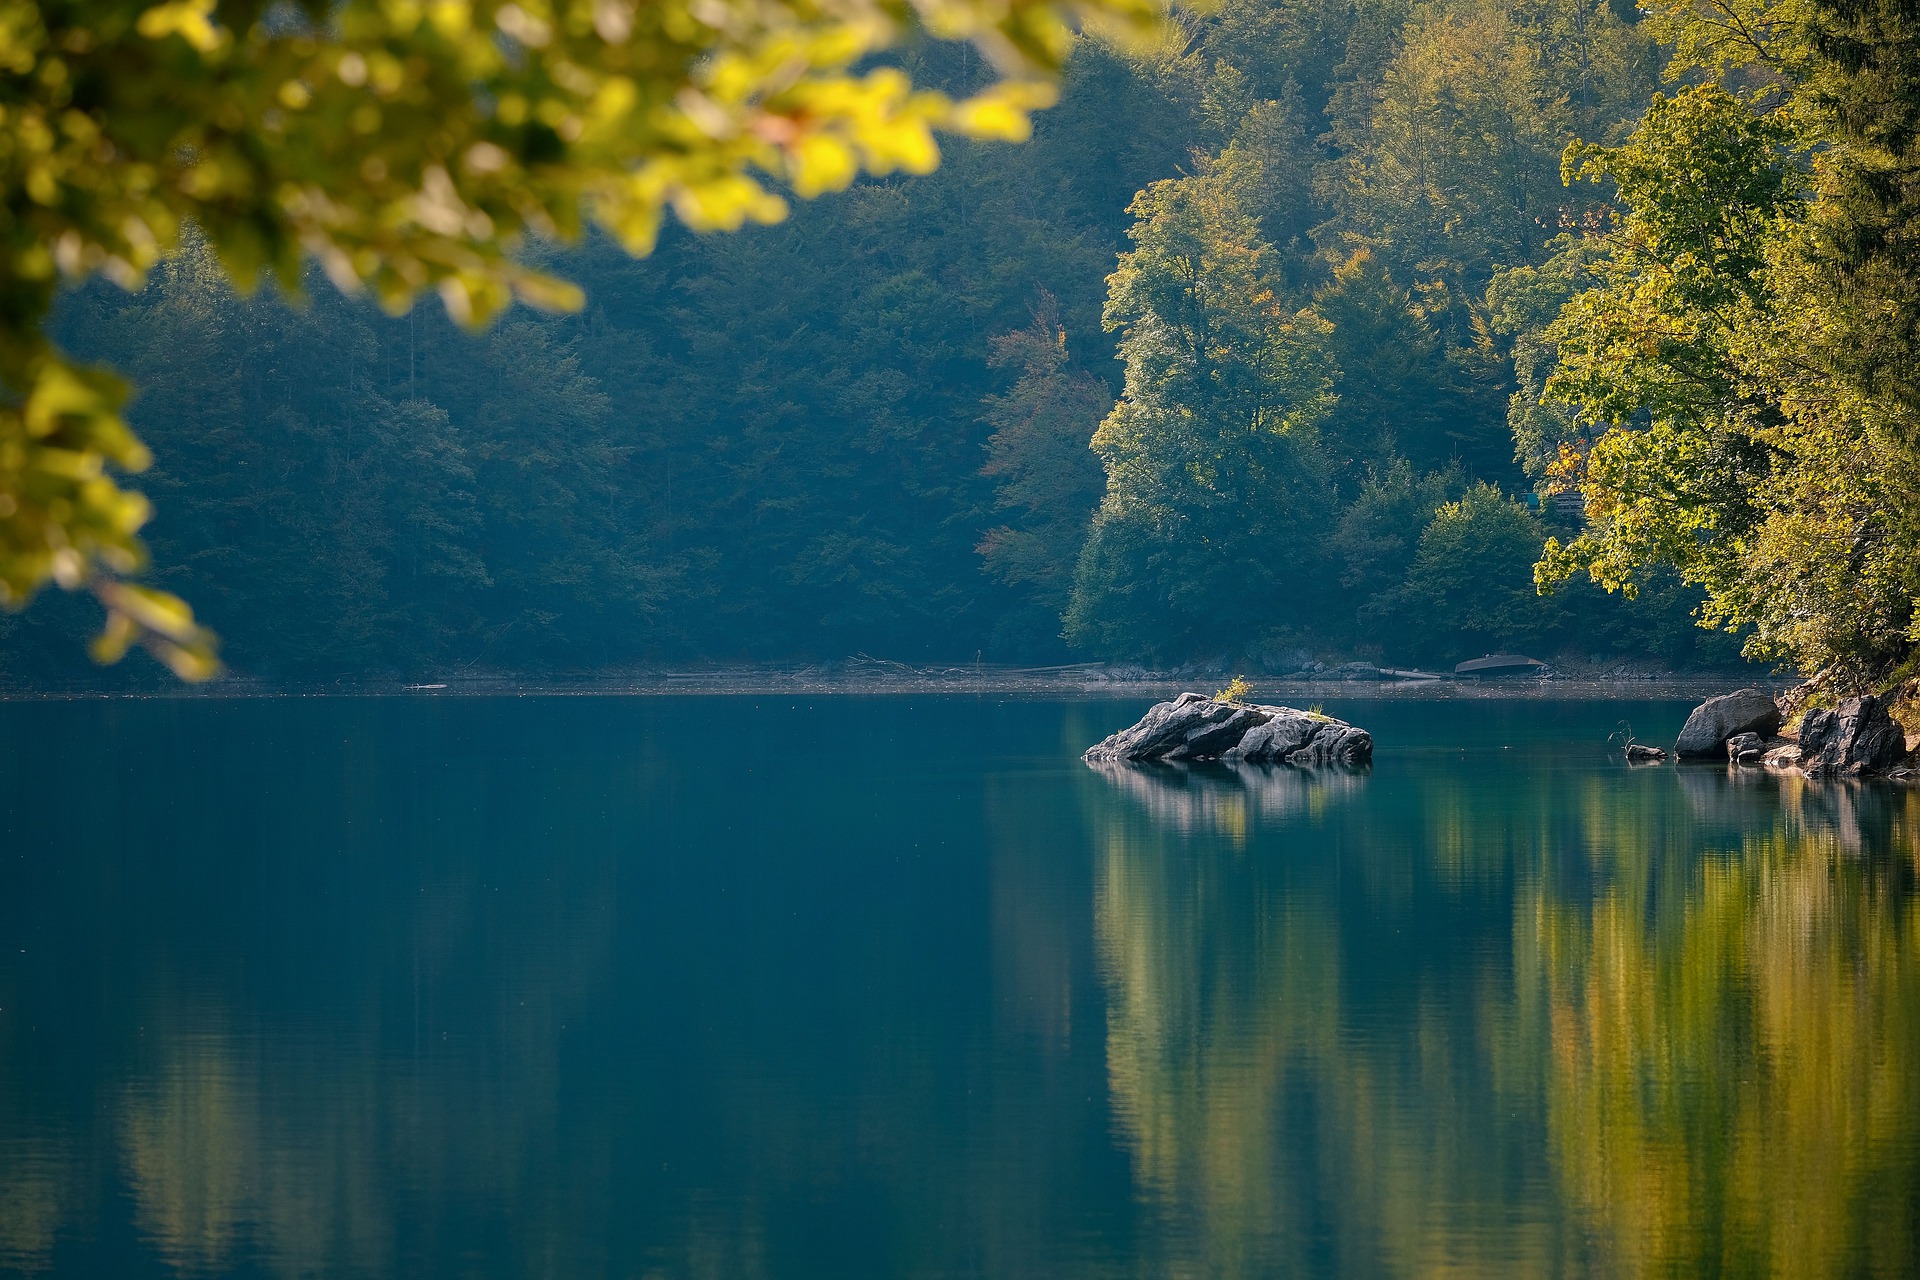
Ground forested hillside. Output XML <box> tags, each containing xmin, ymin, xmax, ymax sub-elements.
<box><xmin>4</xmin><ymin>0</ymin><xmax>1807</xmax><ymax>681</ymax></box>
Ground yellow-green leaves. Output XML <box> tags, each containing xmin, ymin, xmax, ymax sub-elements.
<box><xmin>135</xmin><ymin>0</ymin><xmax>226</xmax><ymax>53</ymax></box>
<box><xmin>0</xmin><ymin>0</ymin><xmax>1178</xmax><ymax>676</ymax></box>
<box><xmin>0</xmin><ymin>352</ymin><xmax>221</xmax><ymax>675</ymax></box>
<box><xmin>92</xmin><ymin>581</ymin><xmax>220</xmax><ymax>679</ymax></box>
<box><xmin>1638</xmin><ymin>0</ymin><xmax>1813</xmax><ymax>83</ymax></box>
<box><xmin>0</xmin><ymin>360</ymin><xmax>146</xmax><ymax>600</ymax></box>
<box><xmin>950</xmin><ymin>79</ymin><xmax>1060</xmax><ymax>142</ymax></box>
<box><xmin>1529</xmin><ymin>23</ymin><xmax>1920</xmax><ymax>679</ymax></box>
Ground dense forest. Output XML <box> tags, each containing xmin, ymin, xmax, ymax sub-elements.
<box><xmin>15</xmin><ymin>0</ymin><xmax>1901</xmax><ymax>682</ymax></box>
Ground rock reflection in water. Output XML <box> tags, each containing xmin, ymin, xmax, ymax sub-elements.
<box><xmin>1086</xmin><ymin>759</ymin><xmax>1367</xmax><ymax>839</ymax></box>
<box><xmin>1676</xmin><ymin>760</ymin><xmax>1919</xmax><ymax>855</ymax></box>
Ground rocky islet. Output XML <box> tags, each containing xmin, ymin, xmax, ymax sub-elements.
<box><xmin>1085</xmin><ymin>692</ymin><xmax>1373</xmax><ymax>766</ymax></box>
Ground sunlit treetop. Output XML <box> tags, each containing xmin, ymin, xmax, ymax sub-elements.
<box><xmin>0</xmin><ymin>0</ymin><xmax>1171</xmax><ymax>676</ymax></box>
<box><xmin>1638</xmin><ymin>0</ymin><xmax>1814</xmax><ymax>83</ymax></box>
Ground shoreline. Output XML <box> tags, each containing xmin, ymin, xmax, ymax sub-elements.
<box><xmin>0</xmin><ymin>665</ymin><xmax>1782</xmax><ymax>702</ymax></box>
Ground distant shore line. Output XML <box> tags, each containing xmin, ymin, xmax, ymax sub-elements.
<box><xmin>0</xmin><ymin>658</ymin><xmax>1783</xmax><ymax>701</ymax></box>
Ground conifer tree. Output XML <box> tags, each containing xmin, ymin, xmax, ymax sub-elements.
<box><xmin>1803</xmin><ymin>0</ymin><xmax>1920</xmax><ymax>417</ymax></box>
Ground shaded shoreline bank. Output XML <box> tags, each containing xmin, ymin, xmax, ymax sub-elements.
<box><xmin>0</xmin><ymin>663</ymin><xmax>1783</xmax><ymax>701</ymax></box>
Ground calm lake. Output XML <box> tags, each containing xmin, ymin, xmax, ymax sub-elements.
<box><xmin>2</xmin><ymin>695</ymin><xmax>1917</xmax><ymax>1277</ymax></box>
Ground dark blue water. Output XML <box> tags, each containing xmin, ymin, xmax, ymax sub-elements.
<box><xmin>1</xmin><ymin>695</ymin><xmax>1916</xmax><ymax>1277</ymax></box>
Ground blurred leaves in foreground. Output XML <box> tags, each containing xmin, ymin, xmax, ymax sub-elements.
<box><xmin>0</xmin><ymin>0</ymin><xmax>1171</xmax><ymax>675</ymax></box>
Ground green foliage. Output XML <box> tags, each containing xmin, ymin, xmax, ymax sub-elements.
<box><xmin>1524</xmin><ymin>8</ymin><xmax>1920</xmax><ymax>681</ymax></box>
<box><xmin>1331</xmin><ymin>457</ymin><xmax>1463</xmax><ymax>615</ymax></box>
<box><xmin>1210</xmin><ymin>85</ymin><xmax>1323</xmax><ymax>265</ymax></box>
<box><xmin>0</xmin><ymin>0</ymin><xmax>1171</xmax><ymax>675</ymax></box>
<box><xmin>977</xmin><ymin>296</ymin><xmax>1111</xmax><ymax>620</ymax></box>
<box><xmin>1801</xmin><ymin>0</ymin><xmax>1920</xmax><ymax>417</ymax></box>
<box><xmin>1215</xmin><ymin>673</ymin><xmax>1253</xmax><ymax>702</ymax></box>
<box><xmin>5</xmin><ymin>33</ymin><xmax>1201</xmax><ymax>678</ymax></box>
<box><xmin>1532</xmin><ymin>82</ymin><xmax>1796</xmax><ymax>618</ymax></box>
<box><xmin>1318</xmin><ymin>0</ymin><xmax>1646</xmax><ymax>317</ymax></box>
<box><xmin>1639</xmin><ymin>0</ymin><xmax>1811</xmax><ymax>80</ymax></box>
<box><xmin>1484</xmin><ymin>234</ymin><xmax>1594</xmax><ymax>477</ymax></box>
<box><xmin>51</xmin><ymin>235</ymin><xmax>679</xmax><ymax>669</ymax></box>
<box><xmin>1315</xmin><ymin>251</ymin><xmax>1502</xmax><ymax>475</ymax></box>
<box><xmin>5</xmin><ymin>0</ymin><xmax>1814</xmax><ymax>680</ymax></box>
<box><xmin>1060</xmin><ymin>0</ymin><xmax>1712</xmax><ymax>668</ymax></box>
<box><xmin>1064</xmin><ymin>158</ymin><xmax>1337</xmax><ymax>660</ymax></box>
<box><xmin>1397</xmin><ymin>481</ymin><xmax>1561</xmax><ymax>656</ymax></box>
<box><xmin>1327</xmin><ymin>0</ymin><xmax>1568</xmax><ymax>293</ymax></box>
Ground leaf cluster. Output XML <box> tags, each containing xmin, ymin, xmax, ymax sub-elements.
<box><xmin>0</xmin><ymin>0</ymin><xmax>1171</xmax><ymax>675</ymax></box>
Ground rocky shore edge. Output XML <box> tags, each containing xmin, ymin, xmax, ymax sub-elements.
<box><xmin>1084</xmin><ymin>692</ymin><xmax>1373</xmax><ymax>767</ymax></box>
<box><xmin>1661</xmin><ymin>683</ymin><xmax>1920</xmax><ymax>780</ymax></box>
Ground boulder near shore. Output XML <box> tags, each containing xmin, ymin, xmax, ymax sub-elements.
<box><xmin>1672</xmin><ymin>685</ymin><xmax>1916</xmax><ymax>778</ymax></box>
<box><xmin>1674</xmin><ymin>689</ymin><xmax>1781</xmax><ymax>758</ymax></box>
<box><xmin>1798</xmin><ymin>694</ymin><xmax>1911</xmax><ymax>775</ymax></box>
<box><xmin>1085</xmin><ymin>693</ymin><xmax>1373</xmax><ymax>766</ymax></box>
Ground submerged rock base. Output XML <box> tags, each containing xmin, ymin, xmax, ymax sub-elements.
<box><xmin>1085</xmin><ymin>692</ymin><xmax>1373</xmax><ymax>766</ymax></box>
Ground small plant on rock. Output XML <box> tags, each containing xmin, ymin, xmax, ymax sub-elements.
<box><xmin>1216</xmin><ymin>675</ymin><xmax>1254</xmax><ymax>704</ymax></box>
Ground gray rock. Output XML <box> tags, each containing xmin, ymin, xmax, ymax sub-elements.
<box><xmin>1801</xmin><ymin>694</ymin><xmax>1909</xmax><ymax>775</ymax></box>
<box><xmin>1330</xmin><ymin>661</ymin><xmax>1385</xmax><ymax>682</ymax></box>
<box><xmin>1675</xmin><ymin>689</ymin><xmax>1782</xmax><ymax>757</ymax></box>
<box><xmin>1256</xmin><ymin>645</ymin><xmax>1314</xmax><ymax>675</ymax></box>
<box><xmin>1625</xmin><ymin>742</ymin><xmax>1667</xmax><ymax>762</ymax></box>
<box><xmin>1763</xmin><ymin>743</ymin><xmax>1803</xmax><ymax>769</ymax></box>
<box><xmin>1726</xmin><ymin>732</ymin><xmax>1764</xmax><ymax>765</ymax></box>
<box><xmin>1085</xmin><ymin>692</ymin><xmax>1373</xmax><ymax>766</ymax></box>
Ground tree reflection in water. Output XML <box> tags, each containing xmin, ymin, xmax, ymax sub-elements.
<box><xmin>1</xmin><ymin>700</ymin><xmax>1916</xmax><ymax>1277</ymax></box>
<box><xmin>1087</xmin><ymin>754</ymin><xmax>1920</xmax><ymax>1276</ymax></box>
<box><xmin>1536</xmin><ymin>768</ymin><xmax>1920</xmax><ymax>1275</ymax></box>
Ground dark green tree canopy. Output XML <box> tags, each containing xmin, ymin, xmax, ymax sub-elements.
<box><xmin>0</xmin><ymin>0</ymin><xmax>1165</xmax><ymax>674</ymax></box>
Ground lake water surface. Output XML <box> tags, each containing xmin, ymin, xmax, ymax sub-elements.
<box><xmin>2</xmin><ymin>695</ymin><xmax>1918</xmax><ymax>1277</ymax></box>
